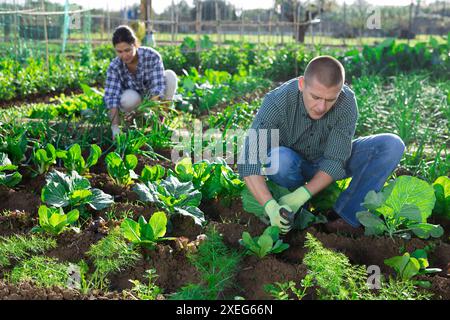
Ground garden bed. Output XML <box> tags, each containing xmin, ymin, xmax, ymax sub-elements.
<box><xmin>1</xmin><ymin>164</ymin><xmax>449</xmax><ymax>300</ymax></box>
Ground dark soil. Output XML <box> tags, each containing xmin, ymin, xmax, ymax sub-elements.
<box><xmin>235</xmin><ymin>255</ymin><xmax>306</xmax><ymax>300</ymax></box>
<box><xmin>0</xmin><ymin>210</ymin><xmax>36</xmax><ymax>237</ymax></box>
<box><xmin>170</xmin><ymin>214</ymin><xmax>204</xmax><ymax>241</ymax></box>
<box><xmin>89</xmin><ymin>153</ymin><xmax>108</xmax><ymax>175</ymax></box>
<box><xmin>153</xmin><ymin>148</ymin><xmax>174</xmax><ymax>162</ymax></box>
<box><xmin>90</xmin><ymin>150</ymin><xmax>173</xmax><ymax>177</ymax></box>
<box><xmin>394</xmin><ymin>166</ymin><xmax>414</xmax><ymax>177</ymax></box>
<box><xmin>89</xmin><ymin>173</ymin><xmax>139</xmax><ymax>203</ymax></box>
<box><xmin>426</xmin><ymin>276</ymin><xmax>450</xmax><ymax>300</ymax></box>
<box><xmin>0</xmin><ymin>280</ymin><xmax>126</xmax><ymax>300</ymax></box>
<box><xmin>135</xmin><ymin>153</ymin><xmax>174</xmax><ymax>174</ymax></box>
<box><xmin>212</xmin><ymin>222</ymin><xmax>247</xmax><ymax>249</ymax></box>
<box><xmin>45</xmin><ymin>229</ymin><xmax>105</xmax><ymax>263</ymax></box>
<box><xmin>17</xmin><ymin>174</ymin><xmax>47</xmax><ymax>196</ymax></box>
<box><xmin>430</xmin><ymin>216</ymin><xmax>450</xmax><ymax>244</ymax></box>
<box><xmin>98</xmin><ymin>202</ymin><xmax>150</xmax><ymax>222</ymax></box>
<box><xmin>283</xmin><ymin>229</ymin><xmax>450</xmax><ymax>277</ymax></box>
<box><xmin>109</xmin><ymin>244</ymin><xmax>201</xmax><ymax>294</ymax></box>
<box><xmin>0</xmin><ymin>186</ymin><xmax>41</xmax><ymax>216</ymax></box>
<box><xmin>200</xmin><ymin>198</ymin><xmax>267</xmax><ymax>236</ymax></box>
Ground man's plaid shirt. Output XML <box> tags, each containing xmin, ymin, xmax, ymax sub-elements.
<box><xmin>104</xmin><ymin>46</ymin><xmax>166</xmax><ymax>109</ymax></box>
<box><xmin>237</xmin><ymin>78</ymin><xmax>359</xmax><ymax>181</ymax></box>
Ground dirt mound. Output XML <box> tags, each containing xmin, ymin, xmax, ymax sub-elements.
<box><xmin>0</xmin><ymin>210</ymin><xmax>36</xmax><ymax>237</ymax></box>
<box><xmin>0</xmin><ymin>187</ymin><xmax>41</xmax><ymax>216</ymax></box>
<box><xmin>46</xmin><ymin>229</ymin><xmax>105</xmax><ymax>263</ymax></box>
<box><xmin>89</xmin><ymin>173</ymin><xmax>139</xmax><ymax>203</ymax></box>
<box><xmin>170</xmin><ymin>214</ymin><xmax>204</xmax><ymax>241</ymax></box>
<box><xmin>17</xmin><ymin>174</ymin><xmax>47</xmax><ymax>196</ymax></box>
<box><xmin>109</xmin><ymin>244</ymin><xmax>200</xmax><ymax>294</ymax></box>
<box><xmin>200</xmin><ymin>198</ymin><xmax>267</xmax><ymax>236</ymax></box>
<box><xmin>236</xmin><ymin>255</ymin><xmax>305</xmax><ymax>300</ymax></box>
<box><xmin>212</xmin><ymin>222</ymin><xmax>246</xmax><ymax>248</ymax></box>
<box><xmin>0</xmin><ymin>280</ymin><xmax>125</xmax><ymax>300</ymax></box>
<box><xmin>427</xmin><ymin>276</ymin><xmax>450</xmax><ymax>300</ymax></box>
<box><xmin>99</xmin><ymin>202</ymin><xmax>150</xmax><ymax>222</ymax></box>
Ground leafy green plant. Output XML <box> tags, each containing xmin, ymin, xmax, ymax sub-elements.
<box><xmin>180</xmin><ymin>37</ymin><xmax>200</xmax><ymax>71</ymax></box>
<box><xmin>31</xmin><ymin>205</ymin><xmax>79</xmax><ymax>235</ymax></box>
<box><xmin>180</xmin><ymin>75</ymin><xmax>230</xmax><ymax>113</ymax></box>
<box><xmin>170</xmin><ymin>157</ymin><xmax>244</xmax><ymax>203</ymax></box>
<box><xmin>170</xmin><ymin>227</ymin><xmax>240</xmax><ymax>300</ymax></box>
<box><xmin>140</xmin><ymin>106</ymin><xmax>175</xmax><ymax>151</ymax></box>
<box><xmin>433</xmin><ymin>176</ymin><xmax>450</xmax><ymax>219</ymax></box>
<box><xmin>0</xmin><ymin>54</ymin><xmax>108</xmax><ymax>102</ymax></box>
<box><xmin>114</xmin><ymin>129</ymin><xmax>151</xmax><ymax>158</ymax></box>
<box><xmin>0</xmin><ymin>234</ymin><xmax>57</xmax><ymax>268</ymax></box>
<box><xmin>56</xmin><ymin>143</ymin><xmax>101</xmax><ymax>176</ymax></box>
<box><xmin>120</xmin><ymin>212</ymin><xmax>175</xmax><ymax>249</ymax></box>
<box><xmin>105</xmin><ymin>152</ymin><xmax>138</xmax><ymax>186</ymax></box>
<box><xmin>32</xmin><ymin>143</ymin><xmax>57</xmax><ymax>176</ymax></box>
<box><xmin>41</xmin><ymin>170</ymin><xmax>113</xmax><ymax>217</ymax></box>
<box><xmin>239</xmin><ymin>226</ymin><xmax>289</xmax><ymax>258</ymax></box>
<box><xmin>207</xmin><ymin>101</ymin><xmax>258</xmax><ymax>131</ymax></box>
<box><xmin>356</xmin><ymin>176</ymin><xmax>444</xmax><ymax>239</ymax></box>
<box><xmin>0</xmin><ymin>129</ymin><xmax>27</xmax><ymax>164</ymax></box>
<box><xmin>384</xmin><ymin>249</ymin><xmax>442</xmax><ymax>287</ymax></box>
<box><xmin>128</xmin><ymin>269</ymin><xmax>163</xmax><ymax>300</ymax></box>
<box><xmin>139</xmin><ymin>164</ymin><xmax>166</xmax><ymax>184</ymax></box>
<box><xmin>177</xmin><ymin>67</ymin><xmax>268</xmax><ymax>114</ymax></box>
<box><xmin>0</xmin><ymin>152</ymin><xmax>22</xmax><ymax>187</ymax></box>
<box><xmin>133</xmin><ymin>175</ymin><xmax>205</xmax><ymax>226</ymax></box>
<box><xmin>427</xmin><ymin>146</ymin><xmax>450</xmax><ymax>183</ymax></box>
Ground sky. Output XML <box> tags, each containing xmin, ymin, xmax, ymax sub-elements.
<box><xmin>36</xmin><ymin>0</ymin><xmax>431</xmax><ymax>13</ymax></box>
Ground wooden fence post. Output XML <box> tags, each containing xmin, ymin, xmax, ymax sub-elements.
<box><xmin>269</xmin><ymin>9</ymin><xmax>273</xmax><ymax>44</ymax></box>
<box><xmin>196</xmin><ymin>0</ymin><xmax>202</xmax><ymax>52</ymax></box>
<box><xmin>171</xmin><ymin>0</ymin><xmax>175</xmax><ymax>43</ymax></box>
<box><xmin>257</xmin><ymin>13</ymin><xmax>261</xmax><ymax>44</ymax></box>
<box><xmin>215</xmin><ymin>0</ymin><xmax>221</xmax><ymax>45</ymax></box>
<box><xmin>40</xmin><ymin>0</ymin><xmax>49</xmax><ymax>70</ymax></box>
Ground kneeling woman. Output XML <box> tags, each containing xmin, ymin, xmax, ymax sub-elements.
<box><xmin>104</xmin><ymin>25</ymin><xmax>178</xmax><ymax>139</ymax></box>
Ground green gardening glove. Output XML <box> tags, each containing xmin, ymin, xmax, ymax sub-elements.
<box><xmin>264</xmin><ymin>199</ymin><xmax>294</xmax><ymax>234</ymax></box>
<box><xmin>278</xmin><ymin>186</ymin><xmax>312</xmax><ymax>213</ymax></box>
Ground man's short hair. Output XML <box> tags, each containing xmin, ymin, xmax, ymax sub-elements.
<box><xmin>304</xmin><ymin>55</ymin><xmax>345</xmax><ymax>88</ymax></box>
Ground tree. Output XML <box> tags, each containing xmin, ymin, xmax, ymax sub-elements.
<box><xmin>189</xmin><ymin>0</ymin><xmax>236</xmax><ymax>21</ymax></box>
<box><xmin>276</xmin><ymin>0</ymin><xmax>337</xmax><ymax>43</ymax></box>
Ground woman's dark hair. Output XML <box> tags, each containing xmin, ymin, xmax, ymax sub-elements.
<box><xmin>112</xmin><ymin>25</ymin><xmax>138</xmax><ymax>46</ymax></box>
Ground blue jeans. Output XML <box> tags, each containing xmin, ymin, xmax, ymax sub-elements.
<box><xmin>266</xmin><ymin>133</ymin><xmax>405</xmax><ymax>227</ymax></box>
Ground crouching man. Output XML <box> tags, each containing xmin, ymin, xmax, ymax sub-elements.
<box><xmin>237</xmin><ymin>55</ymin><xmax>405</xmax><ymax>234</ymax></box>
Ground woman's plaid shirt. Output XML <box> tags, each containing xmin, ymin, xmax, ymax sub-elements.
<box><xmin>104</xmin><ymin>46</ymin><xmax>166</xmax><ymax>109</ymax></box>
